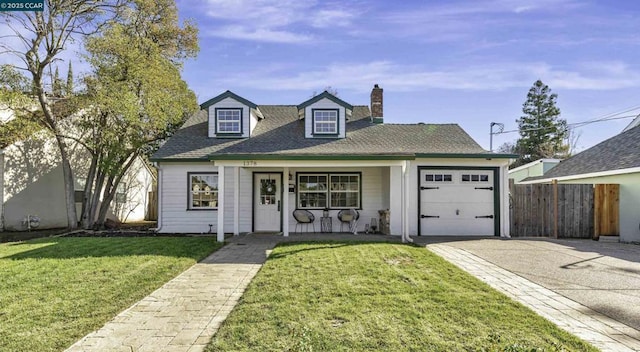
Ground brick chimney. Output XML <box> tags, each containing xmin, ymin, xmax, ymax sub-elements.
<box><xmin>370</xmin><ymin>84</ymin><xmax>383</xmax><ymax>123</ymax></box>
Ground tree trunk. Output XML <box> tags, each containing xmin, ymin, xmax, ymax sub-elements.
<box><xmin>33</xmin><ymin>65</ymin><xmax>78</xmax><ymax>229</ymax></box>
<box><xmin>47</xmin><ymin>115</ymin><xmax>78</xmax><ymax>230</ymax></box>
<box><xmin>96</xmin><ymin>175</ymin><xmax>116</xmax><ymax>228</ymax></box>
<box><xmin>81</xmin><ymin>155</ymin><xmax>98</xmax><ymax>229</ymax></box>
<box><xmin>89</xmin><ymin>169</ymin><xmax>106</xmax><ymax>229</ymax></box>
<box><xmin>95</xmin><ymin>154</ymin><xmax>138</xmax><ymax>227</ymax></box>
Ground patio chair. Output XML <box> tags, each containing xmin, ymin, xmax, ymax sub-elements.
<box><xmin>337</xmin><ymin>209</ymin><xmax>359</xmax><ymax>234</ymax></box>
<box><xmin>293</xmin><ymin>209</ymin><xmax>316</xmax><ymax>233</ymax></box>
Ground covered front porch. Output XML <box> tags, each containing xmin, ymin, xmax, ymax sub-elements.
<box><xmin>213</xmin><ymin>158</ymin><xmax>413</xmax><ymax>242</ymax></box>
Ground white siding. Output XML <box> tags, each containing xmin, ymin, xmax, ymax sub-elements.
<box><xmin>304</xmin><ymin>98</ymin><xmax>346</xmax><ymax>139</ymax></box>
<box><xmin>381</xmin><ymin>167</ymin><xmax>390</xmax><ymax>209</ymax></box>
<box><xmin>236</xmin><ymin>167</ymin><xmax>252</xmax><ymax>233</ymax></box>
<box><xmin>287</xmin><ymin>167</ymin><xmax>385</xmax><ymax>233</ymax></box>
<box><xmin>208</xmin><ymin>97</ymin><xmax>251</xmax><ymax>138</ymax></box>
<box><xmin>157</xmin><ymin>161</ymin><xmax>514</xmax><ymax>238</ymax></box>
<box><xmin>2</xmin><ymin>133</ymin><xmax>153</xmax><ymax>230</ymax></box>
<box><xmin>249</xmin><ymin>109</ymin><xmax>259</xmax><ymax>136</ymax></box>
<box><xmin>112</xmin><ymin>159</ymin><xmax>154</xmax><ymax>222</ymax></box>
<box><xmin>158</xmin><ymin>162</ymin><xmax>238</xmax><ymax>233</ymax></box>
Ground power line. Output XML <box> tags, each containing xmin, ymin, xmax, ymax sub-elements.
<box><xmin>577</xmin><ymin>104</ymin><xmax>640</xmax><ymax>124</ymax></box>
<box><xmin>493</xmin><ymin>112</ymin><xmax>639</xmax><ymax>135</ymax></box>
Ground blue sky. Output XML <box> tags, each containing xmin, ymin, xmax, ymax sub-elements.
<box><xmin>176</xmin><ymin>0</ymin><xmax>640</xmax><ymax>153</ymax></box>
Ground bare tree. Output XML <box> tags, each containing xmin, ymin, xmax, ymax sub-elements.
<box><xmin>1</xmin><ymin>1</ymin><xmax>123</xmax><ymax>229</ymax></box>
<box><xmin>564</xmin><ymin>127</ymin><xmax>582</xmax><ymax>157</ymax></box>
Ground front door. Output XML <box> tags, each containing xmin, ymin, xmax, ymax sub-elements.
<box><xmin>254</xmin><ymin>173</ymin><xmax>282</xmax><ymax>232</ymax></box>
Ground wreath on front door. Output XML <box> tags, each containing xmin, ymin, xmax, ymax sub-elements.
<box><xmin>261</xmin><ymin>179</ymin><xmax>276</xmax><ymax>195</ymax></box>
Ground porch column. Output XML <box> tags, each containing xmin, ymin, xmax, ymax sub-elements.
<box><xmin>500</xmin><ymin>165</ymin><xmax>511</xmax><ymax>238</ymax></box>
<box><xmin>217</xmin><ymin>165</ymin><xmax>225</xmax><ymax>242</ymax></box>
<box><xmin>233</xmin><ymin>166</ymin><xmax>239</xmax><ymax>236</ymax></box>
<box><xmin>402</xmin><ymin>160</ymin><xmax>412</xmax><ymax>243</ymax></box>
<box><xmin>282</xmin><ymin>167</ymin><xmax>289</xmax><ymax>237</ymax></box>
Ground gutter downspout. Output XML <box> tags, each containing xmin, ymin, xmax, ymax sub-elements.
<box><xmin>402</xmin><ymin>160</ymin><xmax>413</xmax><ymax>243</ymax></box>
<box><xmin>152</xmin><ymin>162</ymin><xmax>163</xmax><ymax>233</ymax></box>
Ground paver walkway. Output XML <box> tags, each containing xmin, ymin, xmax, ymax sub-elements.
<box><xmin>65</xmin><ymin>235</ymin><xmax>278</xmax><ymax>352</ymax></box>
<box><xmin>428</xmin><ymin>243</ymin><xmax>640</xmax><ymax>352</ymax></box>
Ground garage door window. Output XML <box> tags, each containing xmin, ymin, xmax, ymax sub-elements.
<box><xmin>425</xmin><ymin>174</ymin><xmax>452</xmax><ymax>182</ymax></box>
<box><xmin>461</xmin><ymin>174</ymin><xmax>489</xmax><ymax>182</ymax></box>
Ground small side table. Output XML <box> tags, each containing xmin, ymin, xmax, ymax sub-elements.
<box><xmin>320</xmin><ymin>216</ymin><xmax>332</xmax><ymax>233</ymax></box>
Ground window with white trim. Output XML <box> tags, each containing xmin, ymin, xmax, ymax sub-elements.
<box><xmin>330</xmin><ymin>174</ymin><xmax>360</xmax><ymax>208</ymax></box>
<box><xmin>216</xmin><ymin>108</ymin><xmax>241</xmax><ymax>134</ymax></box>
<box><xmin>298</xmin><ymin>174</ymin><xmax>328</xmax><ymax>208</ymax></box>
<box><xmin>297</xmin><ymin>173</ymin><xmax>360</xmax><ymax>209</ymax></box>
<box><xmin>189</xmin><ymin>173</ymin><xmax>218</xmax><ymax>209</ymax></box>
<box><xmin>312</xmin><ymin>109</ymin><xmax>338</xmax><ymax>135</ymax></box>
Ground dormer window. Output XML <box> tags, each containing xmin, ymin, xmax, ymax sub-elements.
<box><xmin>312</xmin><ymin>109</ymin><xmax>338</xmax><ymax>135</ymax></box>
<box><xmin>216</xmin><ymin>108</ymin><xmax>242</xmax><ymax>134</ymax></box>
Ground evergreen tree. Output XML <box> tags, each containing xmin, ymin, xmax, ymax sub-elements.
<box><xmin>65</xmin><ymin>62</ymin><xmax>73</xmax><ymax>96</ymax></box>
<box><xmin>514</xmin><ymin>80</ymin><xmax>568</xmax><ymax>166</ymax></box>
<box><xmin>52</xmin><ymin>66</ymin><xmax>63</xmax><ymax>96</ymax></box>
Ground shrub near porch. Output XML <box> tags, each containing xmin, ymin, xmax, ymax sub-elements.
<box><xmin>208</xmin><ymin>242</ymin><xmax>596</xmax><ymax>351</ymax></box>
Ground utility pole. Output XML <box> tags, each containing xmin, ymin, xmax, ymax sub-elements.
<box><xmin>489</xmin><ymin>122</ymin><xmax>504</xmax><ymax>152</ymax></box>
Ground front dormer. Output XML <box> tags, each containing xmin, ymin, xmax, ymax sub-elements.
<box><xmin>297</xmin><ymin>91</ymin><xmax>353</xmax><ymax>139</ymax></box>
<box><xmin>200</xmin><ymin>91</ymin><xmax>263</xmax><ymax>138</ymax></box>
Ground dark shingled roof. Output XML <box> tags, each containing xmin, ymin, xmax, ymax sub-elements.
<box><xmin>152</xmin><ymin>105</ymin><xmax>495</xmax><ymax>160</ymax></box>
<box><xmin>534</xmin><ymin>124</ymin><xmax>640</xmax><ymax>179</ymax></box>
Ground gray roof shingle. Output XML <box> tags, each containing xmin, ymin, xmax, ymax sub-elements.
<box><xmin>535</xmin><ymin>124</ymin><xmax>640</xmax><ymax>179</ymax></box>
<box><xmin>152</xmin><ymin>105</ymin><xmax>495</xmax><ymax>160</ymax></box>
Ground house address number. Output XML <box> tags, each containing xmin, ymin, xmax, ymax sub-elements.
<box><xmin>243</xmin><ymin>160</ymin><xmax>257</xmax><ymax>166</ymax></box>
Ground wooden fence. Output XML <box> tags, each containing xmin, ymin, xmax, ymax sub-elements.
<box><xmin>146</xmin><ymin>191</ymin><xmax>158</xmax><ymax>221</ymax></box>
<box><xmin>594</xmin><ymin>184</ymin><xmax>619</xmax><ymax>236</ymax></box>
<box><xmin>510</xmin><ymin>182</ymin><xmax>619</xmax><ymax>239</ymax></box>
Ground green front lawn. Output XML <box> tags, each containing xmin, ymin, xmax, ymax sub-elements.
<box><xmin>0</xmin><ymin>237</ymin><xmax>222</xmax><ymax>352</ymax></box>
<box><xmin>208</xmin><ymin>242</ymin><xmax>596</xmax><ymax>352</ymax></box>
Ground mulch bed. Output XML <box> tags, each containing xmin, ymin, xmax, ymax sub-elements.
<box><xmin>62</xmin><ymin>230</ymin><xmax>214</xmax><ymax>238</ymax></box>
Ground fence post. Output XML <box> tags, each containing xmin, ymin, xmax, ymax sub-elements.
<box><xmin>552</xmin><ymin>179</ymin><xmax>558</xmax><ymax>239</ymax></box>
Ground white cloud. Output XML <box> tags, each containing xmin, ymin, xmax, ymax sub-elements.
<box><xmin>371</xmin><ymin>0</ymin><xmax>586</xmax><ymax>43</ymax></box>
<box><xmin>208</xmin><ymin>26</ymin><xmax>313</xmax><ymax>44</ymax></box>
<box><xmin>310</xmin><ymin>9</ymin><xmax>354</xmax><ymax>28</ymax></box>
<box><xmin>219</xmin><ymin>60</ymin><xmax>640</xmax><ymax>92</ymax></box>
<box><xmin>200</xmin><ymin>0</ymin><xmax>355</xmax><ymax>43</ymax></box>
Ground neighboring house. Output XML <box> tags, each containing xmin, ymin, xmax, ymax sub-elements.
<box><xmin>150</xmin><ymin>85</ymin><xmax>515</xmax><ymax>241</ymax></box>
<box><xmin>509</xmin><ymin>158</ymin><xmax>561</xmax><ymax>183</ymax></box>
<box><xmin>1</xmin><ymin>128</ymin><xmax>155</xmax><ymax>231</ymax></box>
<box><xmin>520</xmin><ymin>124</ymin><xmax>640</xmax><ymax>242</ymax></box>
<box><xmin>622</xmin><ymin>114</ymin><xmax>640</xmax><ymax>133</ymax></box>
<box><xmin>0</xmin><ymin>105</ymin><xmax>10</xmax><ymax>230</ymax></box>
<box><xmin>0</xmin><ymin>149</ymin><xmax>4</xmax><ymax>231</ymax></box>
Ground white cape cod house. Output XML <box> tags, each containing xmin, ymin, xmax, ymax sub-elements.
<box><xmin>150</xmin><ymin>85</ymin><xmax>515</xmax><ymax>242</ymax></box>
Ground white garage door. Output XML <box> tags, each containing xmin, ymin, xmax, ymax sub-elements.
<box><xmin>419</xmin><ymin>169</ymin><xmax>495</xmax><ymax>236</ymax></box>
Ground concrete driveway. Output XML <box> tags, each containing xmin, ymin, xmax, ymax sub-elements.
<box><xmin>417</xmin><ymin>237</ymin><xmax>640</xmax><ymax>331</ymax></box>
